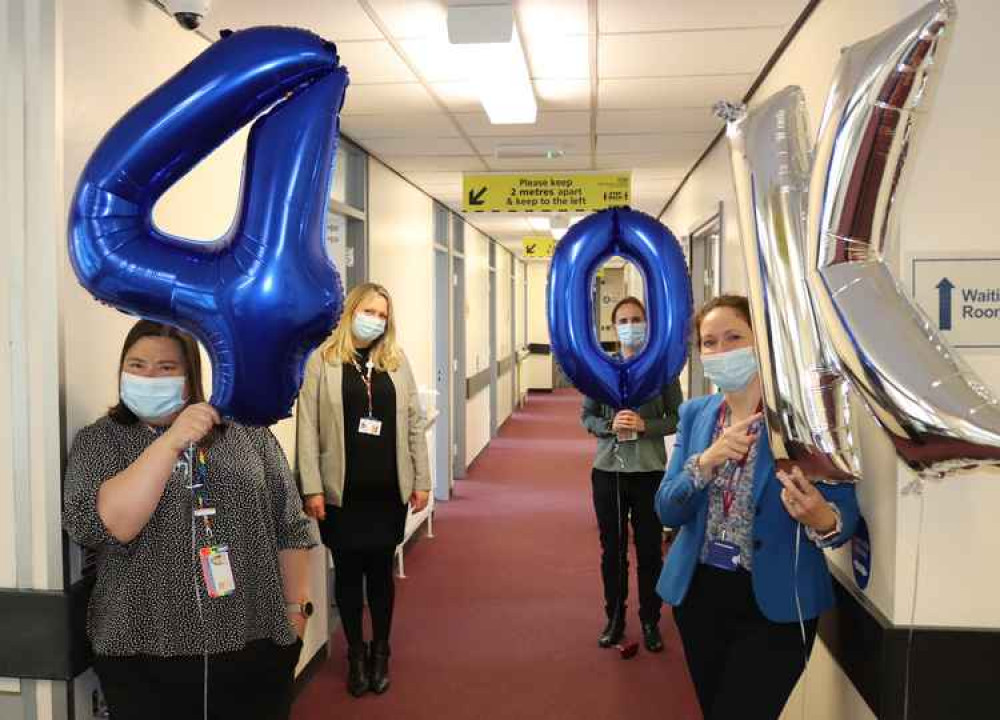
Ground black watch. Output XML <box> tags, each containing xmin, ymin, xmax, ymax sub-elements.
<box><xmin>286</xmin><ymin>599</ymin><xmax>314</xmax><ymax>618</ymax></box>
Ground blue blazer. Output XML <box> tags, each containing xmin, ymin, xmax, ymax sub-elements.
<box><xmin>655</xmin><ymin>394</ymin><xmax>860</xmax><ymax>622</ymax></box>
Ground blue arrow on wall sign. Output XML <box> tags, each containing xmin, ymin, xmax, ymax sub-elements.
<box><xmin>936</xmin><ymin>277</ymin><xmax>955</xmax><ymax>330</ymax></box>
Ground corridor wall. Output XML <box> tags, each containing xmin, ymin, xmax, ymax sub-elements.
<box><xmin>524</xmin><ymin>261</ymin><xmax>553</xmax><ymax>390</ymax></box>
<box><xmin>465</xmin><ymin>225</ymin><xmax>492</xmax><ymax>465</ymax></box>
<box><xmin>660</xmin><ymin>0</ymin><xmax>1000</xmax><ymax>717</ymax></box>
<box><xmin>496</xmin><ymin>247</ymin><xmax>514</xmax><ymax>426</ymax></box>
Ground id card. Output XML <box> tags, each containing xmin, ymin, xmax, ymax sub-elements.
<box><xmin>705</xmin><ymin>540</ymin><xmax>741</xmax><ymax>571</ymax></box>
<box><xmin>358</xmin><ymin>417</ymin><xmax>383</xmax><ymax>437</ymax></box>
<box><xmin>199</xmin><ymin>545</ymin><xmax>236</xmax><ymax>598</ymax></box>
<box><xmin>616</xmin><ymin>429</ymin><xmax>638</xmax><ymax>443</ymax></box>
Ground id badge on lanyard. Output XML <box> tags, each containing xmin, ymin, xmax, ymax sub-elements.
<box><xmin>186</xmin><ymin>446</ymin><xmax>236</xmax><ymax>598</ymax></box>
<box><xmin>356</xmin><ymin>358</ymin><xmax>383</xmax><ymax>437</ymax></box>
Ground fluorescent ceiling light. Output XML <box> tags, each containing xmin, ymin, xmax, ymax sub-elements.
<box><xmin>527</xmin><ymin>216</ymin><xmax>550</xmax><ymax>231</ymax></box>
<box><xmin>447</xmin><ymin>3</ymin><xmax>537</xmax><ymax>125</ymax></box>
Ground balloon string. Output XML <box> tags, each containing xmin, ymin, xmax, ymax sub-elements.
<box><xmin>902</xmin><ymin>481</ymin><xmax>927</xmax><ymax>720</ymax></box>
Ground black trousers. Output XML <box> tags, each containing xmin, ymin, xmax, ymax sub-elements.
<box><xmin>672</xmin><ymin>565</ymin><xmax>818</xmax><ymax>720</ymax></box>
<box><xmin>329</xmin><ymin>543</ymin><xmax>397</xmax><ymax>650</ymax></box>
<box><xmin>591</xmin><ymin>468</ymin><xmax>664</xmax><ymax>625</ymax></box>
<box><xmin>94</xmin><ymin>638</ymin><xmax>302</xmax><ymax>720</ymax></box>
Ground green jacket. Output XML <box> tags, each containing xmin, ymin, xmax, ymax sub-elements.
<box><xmin>580</xmin><ymin>379</ymin><xmax>684</xmax><ymax>473</ymax></box>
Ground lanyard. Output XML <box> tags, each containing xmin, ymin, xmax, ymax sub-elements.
<box><xmin>714</xmin><ymin>400</ymin><xmax>763</xmax><ymax>526</ymax></box>
<box><xmin>185</xmin><ymin>445</ymin><xmax>215</xmax><ymax>540</ymax></box>
<box><xmin>352</xmin><ymin>356</ymin><xmax>376</xmax><ymax>418</ymax></box>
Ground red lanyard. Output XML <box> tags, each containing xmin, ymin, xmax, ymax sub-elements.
<box><xmin>715</xmin><ymin>400</ymin><xmax>763</xmax><ymax>521</ymax></box>
<box><xmin>352</xmin><ymin>356</ymin><xmax>375</xmax><ymax>418</ymax></box>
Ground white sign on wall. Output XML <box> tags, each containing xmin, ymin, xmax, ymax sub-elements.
<box><xmin>910</xmin><ymin>255</ymin><xmax>1000</xmax><ymax>349</ymax></box>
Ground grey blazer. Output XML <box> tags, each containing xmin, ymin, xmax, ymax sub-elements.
<box><xmin>296</xmin><ymin>347</ymin><xmax>431</xmax><ymax>507</ymax></box>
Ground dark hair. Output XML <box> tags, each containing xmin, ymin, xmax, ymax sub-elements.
<box><xmin>693</xmin><ymin>295</ymin><xmax>753</xmax><ymax>346</ymax></box>
<box><xmin>611</xmin><ymin>296</ymin><xmax>646</xmax><ymax>324</ymax></box>
<box><xmin>109</xmin><ymin>320</ymin><xmax>205</xmax><ymax>424</ymax></box>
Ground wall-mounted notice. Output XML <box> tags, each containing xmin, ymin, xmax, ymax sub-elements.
<box><xmin>463</xmin><ymin>172</ymin><xmax>631</xmax><ymax>213</ymax></box>
<box><xmin>522</xmin><ymin>235</ymin><xmax>556</xmax><ymax>258</ymax></box>
<box><xmin>910</xmin><ymin>255</ymin><xmax>1000</xmax><ymax>349</ymax></box>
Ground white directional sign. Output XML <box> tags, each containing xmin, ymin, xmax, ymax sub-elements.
<box><xmin>910</xmin><ymin>255</ymin><xmax>1000</xmax><ymax>349</ymax></box>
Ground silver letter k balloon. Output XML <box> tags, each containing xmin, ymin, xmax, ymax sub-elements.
<box><xmin>723</xmin><ymin>0</ymin><xmax>1000</xmax><ymax>481</ymax></box>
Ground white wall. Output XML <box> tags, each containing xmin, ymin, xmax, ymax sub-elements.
<box><xmin>464</xmin><ymin>226</ymin><xmax>492</xmax><ymax>464</ymax></box>
<box><xmin>496</xmin><ymin>248</ymin><xmax>514</xmax><ymax>425</ymax></box>
<box><xmin>524</xmin><ymin>260</ymin><xmax>553</xmax><ymax>390</ymax></box>
<box><xmin>658</xmin><ymin>0</ymin><xmax>1000</xmax><ymax>716</ymax></box>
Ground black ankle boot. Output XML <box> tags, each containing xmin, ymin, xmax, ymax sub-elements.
<box><xmin>598</xmin><ymin>613</ymin><xmax>626</xmax><ymax>648</ymax></box>
<box><xmin>369</xmin><ymin>642</ymin><xmax>391</xmax><ymax>694</ymax></box>
<box><xmin>641</xmin><ymin>622</ymin><xmax>664</xmax><ymax>653</ymax></box>
<box><xmin>347</xmin><ymin>643</ymin><xmax>370</xmax><ymax>697</ymax></box>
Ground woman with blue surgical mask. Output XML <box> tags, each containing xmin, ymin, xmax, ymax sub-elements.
<box><xmin>63</xmin><ymin>321</ymin><xmax>318</xmax><ymax>720</ymax></box>
<box><xmin>654</xmin><ymin>295</ymin><xmax>860</xmax><ymax>720</ymax></box>
<box><xmin>581</xmin><ymin>296</ymin><xmax>684</xmax><ymax>654</ymax></box>
<box><xmin>297</xmin><ymin>282</ymin><xmax>430</xmax><ymax>698</ymax></box>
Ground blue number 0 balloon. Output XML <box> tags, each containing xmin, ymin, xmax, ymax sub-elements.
<box><xmin>68</xmin><ymin>28</ymin><xmax>349</xmax><ymax>426</ymax></box>
<box><xmin>547</xmin><ymin>207</ymin><xmax>691</xmax><ymax>409</ymax></box>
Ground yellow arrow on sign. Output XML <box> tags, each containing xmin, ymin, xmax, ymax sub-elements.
<box><xmin>522</xmin><ymin>235</ymin><xmax>556</xmax><ymax>258</ymax></box>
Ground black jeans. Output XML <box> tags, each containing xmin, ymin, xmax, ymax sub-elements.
<box><xmin>94</xmin><ymin>638</ymin><xmax>302</xmax><ymax>720</ymax></box>
<box><xmin>591</xmin><ymin>468</ymin><xmax>664</xmax><ymax>625</ymax></box>
<box><xmin>672</xmin><ymin>565</ymin><xmax>818</xmax><ymax>720</ymax></box>
<box><xmin>330</xmin><ymin>544</ymin><xmax>397</xmax><ymax>650</ymax></box>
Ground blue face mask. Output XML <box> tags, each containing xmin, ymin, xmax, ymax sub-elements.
<box><xmin>616</xmin><ymin>322</ymin><xmax>647</xmax><ymax>349</ymax></box>
<box><xmin>702</xmin><ymin>346</ymin><xmax>759</xmax><ymax>392</ymax></box>
<box><xmin>120</xmin><ymin>373</ymin><xmax>186</xmax><ymax>421</ymax></box>
<box><xmin>353</xmin><ymin>313</ymin><xmax>386</xmax><ymax>343</ymax></box>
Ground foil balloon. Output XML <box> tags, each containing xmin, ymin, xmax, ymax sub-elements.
<box><xmin>723</xmin><ymin>88</ymin><xmax>860</xmax><ymax>482</ymax></box>
<box><xmin>546</xmin><ymin>207</ymin><xmax>691</xmax><ymax>409</ymax></box>
<box><xmin>807</xmin><ymin>0</ymin><xmax>1000</xmax><ymax>476</ymax></box>
<box><xmin>68</xmin><ymin>28</ymin><xmax>348</xmax><ymax>426</ymax></box>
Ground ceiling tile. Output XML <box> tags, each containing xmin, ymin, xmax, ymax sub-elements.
<box><xmin>534</xmin><ymin>79</ymin><xmax>591</xmax><ymax>110</ymax></box>
<box><xmin>202</xmin><ymin>0</ymin><xmax>384</xmax><ymax>41</ymax></box>
<box><xmin>597</xmin><ymin>132</ymin><xmax>717</xmax><ymax>155</ymax></box>
<box><xmin>598</xmin><ymin>74</ymin><xmax>754</xmax><ymax>109</ymax></box>
<box><xmin>523</xmin><ymin>33</ymin><xmax>589</xmax><ymax>80</ymax></box>
<box><xmin>376</xmin><ymin>155</ymin><xmax>487</xmax><ymax>172</ymax></box>
<box><xmin>599</xmin><ymin>0</ymin><xmax>807</xmax><ymax>33</ymax></box>
<box><xmin>430</xmin><ymin>82</ymin><xmax>484</xmax><ymax>113</ymax></box>
<box><xmin>366</xmin><ymin>0</ymin><xmax>444</xmax><ymax>40</ymax></box>
<box><xmin>593</xmin><ymin>153</ymin><xmax>698</xmax><ymax>171</ymax></box>
<box><xmin>599</xmin><ymin>27</ymin><xmax>785</xmax><ymax>78</ymax></box>
<box><xmin>485</xmin><ymin>155</ymin><xmax>593</xmax><ymax>171</ymax></box>
<box><xmin>335</xmin><ymin>40</ymin><xmax>416</xmax><ymax>84</ymax></box>
<box><xmin>597</xmin><ymin>108</ymin><xmax>721</xmax><ymax>134</ymax></box>
<box><xmin>517</xmin><ymin>0</ymin><xmax>590</xmax><ymax>36</ymax></box>
<box><xmin>341</xmin><ymin>113</ymin><xmax>458</xmax><ymax>139</ymax></box>
<box><xmin>455</xmin><ymin>111</ymin><xmax>591</xmax><ymax>137</ymax></box>
<box><xmin>398</xmin><ymin>37</ymin><xmax>469</xmax><ymax>83</ymax></box>
<box><xmin>342</xmin><ymin>84</ymin><xmax>439</xmax><ymax>115</ymax></box>
<box><xmin>471</xmin><ymin>135</ymin><xmax>591</xmax><ymax>157</ymax></box>
<box><xmin>361</xmin><ymin>137</ymin><xmax>475</xmax><ymax>156</ymax></box>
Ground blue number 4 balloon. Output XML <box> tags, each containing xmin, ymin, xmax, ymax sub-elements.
<box><xmin>68</xmin><ymin>28</ymin><xmax>349</xmax><ymax>426</ymax></box>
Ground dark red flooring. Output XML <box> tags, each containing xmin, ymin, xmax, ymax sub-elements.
<box><xmin>292</xmin><ymin>389</ymin><xmax>700</xmax><ymax>720</ymax></box>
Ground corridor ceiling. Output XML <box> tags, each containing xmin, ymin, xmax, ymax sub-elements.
<box><xmin>197</xmin><ymin>0</ymin><xmax>809</xmax><ymax>254</ymax></box>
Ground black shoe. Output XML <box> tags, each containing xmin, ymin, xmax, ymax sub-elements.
<box><xmin>598</xmin><ymin>615</ymin><xmax>626</xmax><ymax>648</ymax></box>
<box><xmin>347</xmin><ymin>643</ymin><xmax>370</xmax><ymax>697</ymax></box>
<box><xmin>369</xmin><ymin>642</ymin><xmax>391</xmax><ymax>695</ymax></box>
<box><xmin>641</xmin><ymin>623</ymin><xmax>664</xmax><ymax>653</ymax></box>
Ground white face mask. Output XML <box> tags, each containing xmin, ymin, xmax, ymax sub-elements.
<box><xmin>120</xmin><ymin>372</ymin><xmax>186</xmax><ymax>420</ymax></box>
<box><xmin>701</xmin><ymin>346</ymin><xmax>759</xmax><ymax>392</ymax></box>
<box><xmin>353</xmin><ymin>313</ymin><xmax>386</xmax><ymax>342</ymax></box>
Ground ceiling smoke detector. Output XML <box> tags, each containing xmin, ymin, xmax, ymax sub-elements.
<box><xmin>494</xmin><ymin>144</ymin><xmax>565</xmax><ymax>160</ymax></box>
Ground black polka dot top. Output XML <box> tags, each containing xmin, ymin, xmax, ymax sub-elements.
<box><xmin>63</xmin><ymin>416</ymin><xmax>319</xmax><ymax>657</ymax></box>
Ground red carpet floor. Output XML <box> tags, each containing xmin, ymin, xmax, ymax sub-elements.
<box><xmin>292</xmin><ymin>389</ymin><xmax>701</xmax><ymax>720</ymax></box>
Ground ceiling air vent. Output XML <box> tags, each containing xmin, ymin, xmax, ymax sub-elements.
<box><xmin>494</xmin><ymin>144</ymin><xmax>564</xmax><ymax>160</ymax></box>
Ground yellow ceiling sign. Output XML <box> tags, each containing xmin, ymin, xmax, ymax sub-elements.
<box><xmin>522</xmin><ymin>235</ymin><xmax>556</xmax><ymax>258</ymax></box>
<box><xmin>464</xmin><ymin>172</ymin><xmax>631</xmax><ymax>212</ymax></box>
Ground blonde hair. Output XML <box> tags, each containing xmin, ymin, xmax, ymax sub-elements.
<box><xmin>321</xmin><ymin>283</ymin><xmax>402</xmax><ymax>371</ymax></box>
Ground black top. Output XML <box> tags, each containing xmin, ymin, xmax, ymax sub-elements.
<box><xmin>62</xmin><ymin>419</ymin><xmax>318</xmax><ymax>657</ymax></box>
<box><xmin>320</xmin><ymin>346</ymin><xmax>407</xmax><ymax>550</ymax></box>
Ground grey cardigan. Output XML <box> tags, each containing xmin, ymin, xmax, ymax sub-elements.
<box><xmin>296</xmin><ymin>347</ymin><xmax>431</xmax><ymax>506</ymax></box>
<box><xmin>581</xmin><ymin>379</ymin><xmax>684</xmax><ymax>473</ymax></box>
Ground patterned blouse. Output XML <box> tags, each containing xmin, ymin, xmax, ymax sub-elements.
<box><xmin>691</xmin><ymin>405</ymin><xmax>763</xmax><ymax>570</ymax></box>
<box><xmin>63</xmin><ymin>416</ymin><xmax>319</xmax><ymax>657</ymax></box>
